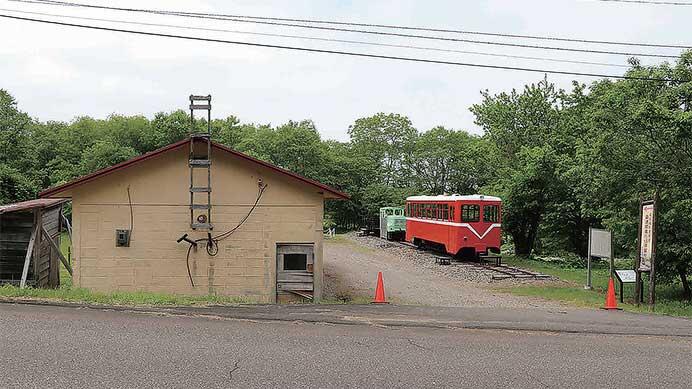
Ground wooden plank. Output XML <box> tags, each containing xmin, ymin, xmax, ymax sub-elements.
<box><xmin>33</xmin><ymin>210</ymin><xmax>42</xmax><ymax>286</ymax></box>
<box><xmin>277</xmin><ymin>282</ymin><xmax>314</xmax><ymax>291</ymax></box>
<box><xmin>41</xmin><ymin>226</ymin><xmax>72</xmax><ymax>276</ymax></box>
<box><xmin>19</xmin><ymin>224</ymin><xmax>38</xmax><ymax>289</ymax></box>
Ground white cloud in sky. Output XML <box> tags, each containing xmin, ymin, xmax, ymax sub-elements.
<box><xmin>0</xmin><ymin>0</ymin><xmax>688</xmax><ymax>140</ymax></box>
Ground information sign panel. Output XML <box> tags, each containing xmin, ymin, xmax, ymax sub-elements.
<box><xmin>615</xmin><ymin>270</ymin><xmax>636</xmax><ymax>283</ymax></box>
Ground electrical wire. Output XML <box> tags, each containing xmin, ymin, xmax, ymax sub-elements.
<box><xmin>0</xmin><ymin>13</ymin><xmax>678</xmax><ymax>82</ymax></box>
<box><xmin>0</xmin><ymin>8</ymin><xmax>631</xmax><ymax>69</ymax></box>
<box><xmin>6</xmin><ymin>0</ymin><xmax>681</xmax><ymax>59</ymax></box>
<box><xmin>213</xmin><ymin>184</ymin><xmax>268</xmax><ymax>242</ymax></box>
<box><xmin>127</xmin><ymin>185</ymin><xmax>133</xmax><ymax>234</ymax></box>
<box><xmin>13</xmin><ymin>0</ymin><xmax>692</xmax><ymax>49</ymax></box>
<box><xmin>187</xmin><ymin>183</ymin><xmax>268</xmax><ymax>272</ymax></box>
<box><xmin>185</xmin><ymin>244</ymin><xmax>194</xmax><ymax>287</ymax></box>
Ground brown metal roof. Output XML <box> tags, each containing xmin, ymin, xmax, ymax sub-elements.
<box><xmin>0</xmin><ymin>198</ymin><xmax>68</xmax><ymax>214</ymax></box>
<box><xmin>39</xmin><ymin>139</ymin><xmax>350</xmax><ymax>200</ymax></box>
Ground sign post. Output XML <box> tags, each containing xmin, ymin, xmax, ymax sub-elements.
<box><xmin>635</xmin><ymin>194</ymin><xmax>658</xmax><ymax>309</ymax></box>
<box><xmin>585</xmin><ymin>227</ymin><xmax>612</xmax><ymax>290</ymax></box>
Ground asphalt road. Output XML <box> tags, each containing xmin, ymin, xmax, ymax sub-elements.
<box><xmin>2</xmin><ymin>303</ymin><xmax>691</xmax><ymax>388</ymax></box>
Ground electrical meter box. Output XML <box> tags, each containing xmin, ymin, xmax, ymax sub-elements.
<box><xmin>115</xmin><ymin>229</ymin><xmax>131</xmax><ymax>247</ymax></box>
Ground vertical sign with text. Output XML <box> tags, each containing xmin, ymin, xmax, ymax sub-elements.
<box><xmin>639</xmin><ymin>203</ymin><xmax>654</xmax><ymax>271</ymax></box>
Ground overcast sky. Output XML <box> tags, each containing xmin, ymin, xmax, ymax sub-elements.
<box><xmin>0</xmin><ymin>0</ymin><xmax>688</xmax><ymax>140</ymax></box>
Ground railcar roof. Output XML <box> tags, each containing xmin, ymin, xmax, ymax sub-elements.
<box><xmin>406</xmin><ymin>195</ymin><xmax>501</xmax><ymax>202</ymax></box>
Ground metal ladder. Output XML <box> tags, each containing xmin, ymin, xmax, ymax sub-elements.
<box><xmin>189</xmin><ymin>94</ymin><xmax>213</xmax><ymax>230</ymax></box>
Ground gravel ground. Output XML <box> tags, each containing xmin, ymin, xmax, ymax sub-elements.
<box><xmin>324</xmin><ymin>233</ymin><xmax>565</xmax><ymax>309</ymax></box>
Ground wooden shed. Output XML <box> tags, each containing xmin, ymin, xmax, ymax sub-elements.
<box><xmin>0</xmin><ymin>198</ymin><xmax>71</xmax><ymax>288</ymax></box>
<box><xmin>39</xmin><ymin>138</ymin><xmax>348</xmax><ymax>302</ymax></box>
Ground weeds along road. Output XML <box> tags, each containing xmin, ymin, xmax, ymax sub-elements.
<box><xmin>323</xmin><ymin>234</ymin><xmax>561</xmax><ymax>308</ymax></box>
<box><xmin>1</xmin><ymin>303</ymin><xmax>691</xmax><ymax>389</ymax></box>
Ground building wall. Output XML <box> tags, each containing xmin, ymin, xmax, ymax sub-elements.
<box><xmin>69</xmin><ymin>147</ymin><xmax>324</xmax><ymax>302</ymax></box>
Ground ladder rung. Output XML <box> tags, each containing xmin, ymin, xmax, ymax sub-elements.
<box><xmin>190</xmin><ymin>104</ymin><xmax>211</xmax><ymax>110</ymax></box>
<box><xmin>190</xmin><ymin>133</ymin><xmax>211</xmax><ymax>139</ymax></box>
<box><xmin>191</xmin><ymin>223</ymin><xmax>213</xmax><ymax>229</ymax></box>
<box><xmin>190</xmin><ymin>187</ymin><xmax>212</xmax><ymax>193</ymax></box>
<box><xmin>189</xmin><ymin>95</ymin><xmax>211</xmax><ymax>101</ymax></box>
<box><xmin>191</xmin><ymin>204</ymin><xmax>210</xmax><ymax>210</ymax></box>
<box><xmin>189</xmin><ymin>159</ymin><xmax>211</xmax><ymax>166</ymax></box>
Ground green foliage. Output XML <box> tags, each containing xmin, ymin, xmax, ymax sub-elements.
<box><xmin>78</xmin><ymin>140</ymin><xmax>138</xmax><ymax>175</ymax></box>
<box><xmin>0</xmin><ymin>164</ymin><xmax>35</xmax><ymax>204</ymax></box>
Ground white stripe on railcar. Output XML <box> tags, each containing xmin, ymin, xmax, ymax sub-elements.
<box><xmin>406</xmin><ymin>217</ymin><xmax>501</xmax><ymax>239</ymax></box>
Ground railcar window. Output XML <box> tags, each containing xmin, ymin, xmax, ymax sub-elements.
<box><xmin>433</xmin><ymin>204</ymin><xmax>438</xmax><ymax>219</ymax></box>
<box><xmin>483</xmin><ymin>205</ymin><xmax>499</xmax><ymax>222</ymax></box>
<box><xmin>442</xmin><ymin>204</ymin><xmax>449</xmax><ymax>220</ymax></box>
<box><xmin>450</xmin><ymin>206</ymin><xmax>455</xmax><ymax>221</ymax></box>
<box><xmin>461</xmin><ymin>204</ymin><xmax>480</xmax><ymax>222</ymax></box>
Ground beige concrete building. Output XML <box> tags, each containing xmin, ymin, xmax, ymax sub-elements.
<box><xmin>40</xmin><ymin>139</ymin><xmax>348</xmax><ymax>303</ymax></box>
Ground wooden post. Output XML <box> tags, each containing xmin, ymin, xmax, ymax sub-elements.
<box><xmin>33</xmin><ymin>209</ymin><xmax>42</xmax><ymax>286</ymax></box>
<box><xmin>609</xmin><ymin>231</ymin><xmax>615</xmax><ymax>280</ymax></box>
<box><xmin>42</xmin><ymin>226</ymin><xmax>72</xmax><ymax>276</ymax></box>
<box><xmin>635</xmin><ymin>196</ymin><xmax>643</xmax><ymax>306</ymax></box>
<box><xmin>19</xmin><ymin>224</ymin><xmax>38</xmax><ymax>289</ymax></box>
<box><xmin>649</xmin><ymin>191</ymin><xmax>659</xmax><ymax>310</ymax></box>
<box><xmin>585</xmin><ymin>227</ymin><xmax>593</xmax><ymax>290</ymax></box>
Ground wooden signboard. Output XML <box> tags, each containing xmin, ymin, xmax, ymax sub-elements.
<box><xmin>635</xmin><ymin>195</ymin><xmax>658</xmax><ymax>308</ymax></box>
<box><xmin>639</xmin><ymin>203</ymin><xmax>654</xmax><ymax>271</ymax></box>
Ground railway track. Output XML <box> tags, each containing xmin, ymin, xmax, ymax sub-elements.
<box><xmin>394</xmin><ymin>240</ymin><xmax>551</xmax><ymax>281</ymax></box>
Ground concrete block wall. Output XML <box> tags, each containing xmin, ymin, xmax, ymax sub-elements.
<box><xmin>68</xmin><ymin>147</ymin><xmax>325</xmax><ymax>302</ymax></box>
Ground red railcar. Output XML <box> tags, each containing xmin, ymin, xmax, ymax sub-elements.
<box><xmin>405</xmin><ymin>195</ymin><xmax>502</xmax><ymax>258</ymax></box>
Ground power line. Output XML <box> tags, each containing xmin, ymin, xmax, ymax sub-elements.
<box><xmin>7</xmin><ymin>0</ymin><xmax>682</xmax><ymax>59</ymax></box>
<box><xmin>0</xmin><ymin>13</ymin><xmax>676</xmax><ymax>82</ymax></box>
<box><xmin>595</xmin><ymin>0</ymin><xmax>692</xmax><ymax>5</ymax></box>
<box><xmin>0</xmin><ymin>8</ymin><xmax>631</xmax><ymax>69</ymax></box>
<box><xmin>17</xmin><ymin>0</ymin><xmax>692</xmax><ymax>49</ymax></box>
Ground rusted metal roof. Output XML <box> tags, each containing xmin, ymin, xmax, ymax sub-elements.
<box><xmin>0</xmin><ymin>198</ymin><xmax>68</xmax><ymax>214</ymax></box>
<box><xmin>39</xmin><ymin>139</ymin><xmax>350</xmax><ymax>200</ymax></box>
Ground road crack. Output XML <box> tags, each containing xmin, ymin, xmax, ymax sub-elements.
<box><xmin>229</xmin><ymin>360</ymin><xmax>241</xmax><ymax>380</ymax></box>
<box><xmin>406</xmin><ymin>338</ymin><xmax>429</xmax><ymax>350</ymax></box>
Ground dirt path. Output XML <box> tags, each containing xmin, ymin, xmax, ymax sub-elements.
<box><xmin>324</xmin><ymin>234</ymin><xmax>564</xmax><ymax>309</ymax></box>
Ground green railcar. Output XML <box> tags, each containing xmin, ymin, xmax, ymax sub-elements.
<box><xmin>379</xmin><ymin>207</ymin><xmax>406</xmax><ymax>241</ymax></box>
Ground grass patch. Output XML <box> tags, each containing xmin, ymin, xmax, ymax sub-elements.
<box><xmin>324</xmin><ymin>233</ymin><xmax>376</xmax><ymax>254</ymax></box>
<box><xmin>324</xmin><ymin>233</ymin><xmax>352</xmax><ymax>244</ymax></box>
<box><xmin>0</xmin><ymin>284</ymin><xmax>257</xmax><ymax>306</ymax></box>
<box><xmin>498</xmin><ymin>255</ymin><xmax>692</xmax><ymax>318</ymax></box>
<box><xmin>59</xmin><ymin>232</ymin><xmax>72</xmax><ymax>287</ymax></box>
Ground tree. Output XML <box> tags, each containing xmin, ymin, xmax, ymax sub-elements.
<box><xmin>78</xmin><ymin>140</ymin><xmax>138</xmax><ymax>175</ymax></box>
<box><xmin>410</xmin><ymin>127</ymin><xmax>489</xmax><ymax>195</ymax></box>
<box><xmin>471</xmin><ymin>79</ymin><xmax>564</xmax><ymax>255</ymax></box>
<box><xmin>348</xmin><ymin>113</ymin><xmax>417</xmax><ymax>187</ymax></box>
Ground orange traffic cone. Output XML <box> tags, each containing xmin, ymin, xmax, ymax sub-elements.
<box><xmin>602</xmin><ymin>277</ymin><xmax>621</xmax><ymax>310</ymax></box>
<box><xmin>372</xmin><ymin>272</ymin><xmax>389</xmax><ymax>304</ymax></box>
